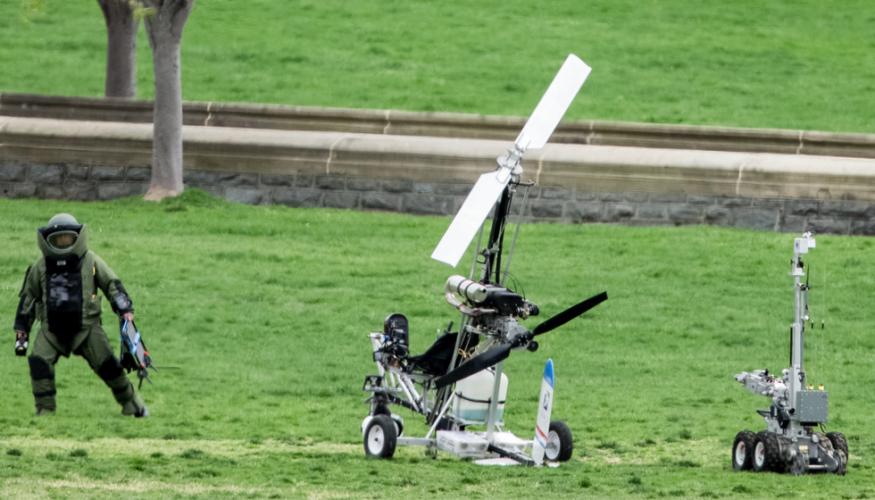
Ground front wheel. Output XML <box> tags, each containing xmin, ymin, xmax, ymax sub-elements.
<box><xmin>544</xmin><ymin>420</ymin><xmax>573</xmax><ymax>462</ymax></box>
<box><xmin>364</xmin><ymin>414</ymin><xmax>397</xmax><ymax>459</ymax></box>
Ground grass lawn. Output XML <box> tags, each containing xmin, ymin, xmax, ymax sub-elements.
<box><xmin>1</xmin><ymin>192</ymin><xmax>874</xmax><ymax>497</ymax></box>
<box><xmin>1</xmin><ymin>1</ymin><xmax>874</xmax><ymax>133</ymax></box>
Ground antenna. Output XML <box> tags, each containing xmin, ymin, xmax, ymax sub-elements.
<box><xmin>431</xmin><ymin>54</ymin><xmax>592</xmax><ymax>267</ymax></box>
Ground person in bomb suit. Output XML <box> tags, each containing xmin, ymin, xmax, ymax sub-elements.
<box><xmin>13</xmin><ymin>213</ymin><xmax>148</xmax><ymax>417</ymax></box>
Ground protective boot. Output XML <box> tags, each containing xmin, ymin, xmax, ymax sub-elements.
<box><xmin>28</xmin><ymin>355</ymin><xmax>57</xmax><ymax>415</ymax></box>
<box><xmin>93</xmin><ymin>354</ymin><xmax>146</xmax><ymax>417</ymax></box>
<box><xmin>121</xmin><ymin>393</ymin><xmax>148</xmax><ymax>418</ymax></box>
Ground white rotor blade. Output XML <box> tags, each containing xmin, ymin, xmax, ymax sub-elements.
<box><xmin>431</xmin><ymin>172</ymin><xmax>510</xmax><ymax>267</ymax></box>
<box><xmin>514</xmin><ymin>54</ymin><xmax>591</xmax><ymax>151</ymax></box>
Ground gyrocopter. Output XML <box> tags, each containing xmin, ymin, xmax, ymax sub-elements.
<box><xmin>360</xmin><ymin>54</ymin><xmax>607</xmax><ymax>466</ymax></box>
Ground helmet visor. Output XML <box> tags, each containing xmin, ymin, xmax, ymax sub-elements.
<box><xmin>47</xmin><ymin>231</ymin><xmax>78</xmax><ymax>249</ymax></box>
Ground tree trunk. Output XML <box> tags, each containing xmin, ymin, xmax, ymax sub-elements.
<box><xmin>143</xmin><ymin>0</ymin><xmax>194</xmax><ymax>201</ymax></box>
<box><xmin>98</xmin><ymin>0</ymin><xmax>138</xmax><ymax>99</ymax></box>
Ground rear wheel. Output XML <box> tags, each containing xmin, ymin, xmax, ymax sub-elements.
<box><xmin>364</xmin><ymin>415</ymin><xmax>397</xmax><ymax>459</ymax></box>
<box><xmin>826</xmin><ymin>432</ymin><xmax>848</xmax><ymax>475</ymax></box>
<box><xmin>732</xmin><ymin>430</ymin><xmax>756</xmax><ymax>471</ymax></box>
<box><xmin>544</xmin><ymin>420</ymin><xmax>573</xmax><ymax>462</ymax></box>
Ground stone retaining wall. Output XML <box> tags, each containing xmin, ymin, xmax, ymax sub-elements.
<box><xmin>2</xmin><ymin>115</ymin><xmax>875</xmax><ymax>235</ymax></box>
<box><xmin>3</xmin><ymin>161</ymin><xmax>873</xmax><ymax>236</ymax></box>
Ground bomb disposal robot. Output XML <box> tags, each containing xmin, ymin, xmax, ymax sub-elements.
<box><xmin>732</xmin><ymin>232</ymin><xmax>848</xmax><ymax>475</ymax></box>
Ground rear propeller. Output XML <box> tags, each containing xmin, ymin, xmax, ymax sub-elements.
<box><xmin>435</xmin><ymin>291</ymin><xmax>607</xmax><ymax>389</ymax></box>
<box><xmin>531</xmin><ymin>291</ymin><xmax>608</xmax><ymax>336</ymax></box>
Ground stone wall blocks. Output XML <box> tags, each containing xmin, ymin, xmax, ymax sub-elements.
<box><xmin>750</xmin><ymin>198</ymin><xmax>786</xmax><ymax>209</ymax></box>
<box><xmin>295</xmin><ymin>175</ymin><xmax>315</xmax><ymax>188</ymax></box>
<box><xmin>97</xmin><ymin>182</ymin><xmax>144</xmax><ymax>200</ymax></box>
<box><xmin>0</xmin><ymin>182</ymin><xmax>37</xmax><ymax>198</ymax></box>
<box><xmin>126</xmin><ymin>166</ymin><xmax>150</xmax><ymax>181</ymax></box>
<box><xmin>621</xmin><ymin>192</ymin><xmax>650</xmax><ymax>203</ymax></box>
<box><xmin>703</xmin><ymin>206</ymin><xmax>730</xmax><ymax>225</ymax></box>
<box><xmin>668</xmin><ymin>204</ymin><xmax>702</xmax><ymax>225</ymax></box>
<box><xmin>721</xmin><ymin>197</ymin><xmax>752</xmax><ymax>208</ymax></box>
<box><xmin>539</xmin><ymin>187</ymin><xmax>573</xmax><ymax>200</ymax></box>
<box><xmin>184</xmin><ymin>170</ymin><xmax>220</xmax><ymax>185</ymax></box>
<box><xmin>315</xmin><ymin>175</ymin><xmax>345</xmax><ymax>190</ymax></box>
<box><xmin>413</xmin><ymin>182</ymin><xmax>435</xmax><ymax>194</ymax></box>
<box><xmin>260</xmin><ymin>174</ymin><xmax>294</xmax><ymax>187</ymax></box>
<box><xmin>347</xmin><ymin>177</ymin><xmax>381</xmax><ymax>191</ymax></box>
<box><xmin>733</xmin><ymin>208</ymin><xmax>779</xmax><ymax>231</ymax></box>
<box><xmin>35</xmin><ymin>185</ymin><xmax>65</xmax><ymax>199</ymax></box>
<box><xmin>0</xmin><ymin>164</ymin><xmax>27</xmax><ymax>182</ymax></box>
<box><xmin>851</xmin><ymin>220</ymin><xmax>875</xmax><ymax>236</ymax></box>
<box><xmin>598</xmin><ymin>192</ymin><xmax>624</xmax><ymax>203</ymax></box>
<box><xmin>402</xmin><ymin>194</ymin><xmax>451</xmax><ymax>215</ymax></box>
<box><xmin>28</xmin><ymin>164</ymin><xmax>64</xmax><ymax>184</ymax></box>
<box><xmin>91</xmin><ymin>166</ymin><xmax>126</xmax><ymax>181</ymax></box>
<box><xmin>687</xmin><ymin>195</ymin><xmax>716</xmax><ymax>205</ymax></box>
<box><xmin>273</xmin><ymin>188</ymin><xmax>322</xmax><ymax>207</ymax></box>
<box><xmin>780</xmin><ymin>215</ymin><xmax>807</xmax><ymax>233</ymax></box>
<box><xmin>63</xmin><ymin>182</ymin><xmax>97</xmax><ymax>201</ymax></box>
<box><xmin>574</xmin><ymin>191</ymin><xmax>600</xmax><ymax>201</ymax></box>
<box><xmin>381</xmin><ymin>179</ymin><xmax>414</xmax><ymax>193</ymax></box>
<box><xmin>217</xmin><ymin>172</ymin><xmax>258</xmax><ymax>187</ymax></box>
<box><xmin>806</xmin><ymin>218</ymin><xmax>850</xmax><ymax>235</ymax></box>
<box><xmin>820</xmin><ymin>200</ymin><xmax>870</xmax><ymax>217</ymax></box>
<box><xmin>636</xmin><ymin>204</ymin><xmax>668</xmax><ymax>221</ymax></box>
<box><xmin>530</xmin><ymin>200</ymin><xmax>565</xmax><ymax>219</ymax></box>
<box><xmin>225</xmin><ymin>187</ymin><xmax>264</xmax><ymax>205</ymax></box>
<box><xmin>434</xmin><ymin>183</ymin><xmax>474</xmax><ymax>196</ymax></box>
<box><xmin>361</xmin><ymin>192</ymin><xmax>402</xmax><ymax>211</ymax></box>
<box><xmin>786</xmin><ymin>200</ymin><xmax>820</xmax><ymax>216</ymax></box>
<box><xmin>66</xmin><ymin>165</ymin><xmax>90</xmax><ymax>181</ymax></box>
<box><xmin>323</xmin><ymin>191</ymin><xmax>360</xmax><ymax>209</ymax></box>
<box><xmin>604</xmin><ymin>202</ymin><xmax>635</xmax><ymax>221</ymax></box>
<box><xmin>649</xmin><ymin>193</ymin><xmax>687</xmax><ymax>203</ymax></box>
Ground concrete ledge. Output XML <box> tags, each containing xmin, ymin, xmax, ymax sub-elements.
<box><xmin>4</xmin><ymin>116</ymin><xmax>875</xmax><ymax>203</ymax></box>
<box><xmin>3</xmin><ymin>93</ymin><xmax>875</xmax><ymax>159</ymax></box>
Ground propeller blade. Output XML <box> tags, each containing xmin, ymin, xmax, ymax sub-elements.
<box><xmin>514</xmin><ymin>54</ymin><xmax>592</xmax><ymax>152</ymax></box>
<box><xmin>532</xmin><ymin>291</ymin><xmax>607</xmax><ymax>336</ymax></box>
<box><xmin>431</xmin><ymin>171</ymin><xmax>510</xmax><ymax>267</ymax></box>
<box><xmin>435</xmin><ymin>343</ymin><xmax>512</xmax><ymax>389</ymax></box>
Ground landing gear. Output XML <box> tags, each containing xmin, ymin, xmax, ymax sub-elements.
<box><xmin>544</xmin><ymin>420</ymin><xmax>573</xmax><ymax>462</ymax></box>
<box><xmin>364</xmin><ymin>414</ymin><xmax>397</xmax><ymax>459</ymax></box>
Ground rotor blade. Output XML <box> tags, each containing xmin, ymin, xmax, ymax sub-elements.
<box><xmin>532</xmin><ymin>291</ymin><xmax>607</xmax><ymax>336</ymax></box>
<box><xmin>435</xmin><ymin>344</ymin><xmax>512</xmax><ymax>389</ymax></box>
<box><xmin>514</xmin><ymin>54</ymin><xmax>592</xmax><ymax>152</ymax></box>
<box><xmin>431</xmin><ymin>171</ymin><xmax>510</xmax><ymax>267</ymax></box>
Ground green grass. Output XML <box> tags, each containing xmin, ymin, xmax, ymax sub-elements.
<box><xmin>2</xmin><ymin>1</ymin><xmax>875</xmax><ymax>133</ymax></box>
<box><xmin>1</xmin><ymin>192</ymin><xmax>874</xmax><ymax>497</ymax></box>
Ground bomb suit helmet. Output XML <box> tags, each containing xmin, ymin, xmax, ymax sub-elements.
<box><xmin>37</xmin><ymin>213</ymin><xmax>88</xmax><ymax>258</ymax></box>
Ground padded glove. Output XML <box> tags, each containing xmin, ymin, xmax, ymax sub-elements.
<box><xmin>14</xmin><ymin>331</ymin><xmax>28</xmax><ymax>356</ymax></box>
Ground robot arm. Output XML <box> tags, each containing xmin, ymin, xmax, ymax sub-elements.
<box><xmin>735</xmin><ymin>370</ymin><xmax>788</xmax><ymax>401</ymax></box>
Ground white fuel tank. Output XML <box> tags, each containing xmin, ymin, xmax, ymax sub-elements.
<box><xmin>452</xmin><ymin>368</ymin><xmax>508</xmax><ymax>424</ymax></box>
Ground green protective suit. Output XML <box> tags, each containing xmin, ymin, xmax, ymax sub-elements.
<box><xmin>13</xmin><ymin>213</ymin><xmax>146</xmax><ymax>416</ymax></box>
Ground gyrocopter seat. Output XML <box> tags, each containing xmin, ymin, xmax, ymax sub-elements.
<box><xmin>381</xmin><ymin>313</ymin><xmax>478</xmax><ymax>377</ymax></box>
